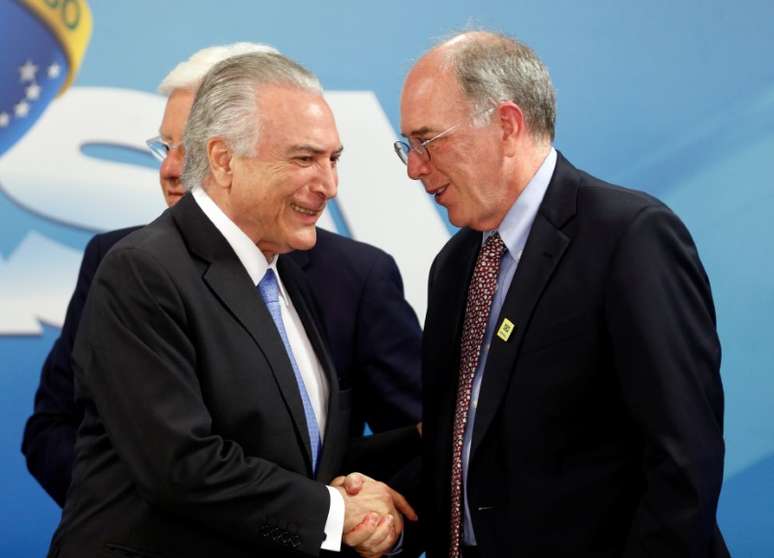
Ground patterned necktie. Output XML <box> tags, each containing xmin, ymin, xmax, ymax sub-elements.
<box><xmin>449</xmin><ymin>232</ymin><xmax>506</xmax><ymax>558</ymax></box>
<box><xmin>258</xmin><ymin>268</ymin><xmax>322</xmax><ymax>474</ymax></box>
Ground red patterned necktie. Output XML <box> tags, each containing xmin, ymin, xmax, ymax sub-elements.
<box><xmin>449</xmin><ymin>232</ymin><xmax>506</xmax><ymax>558</ymax></box>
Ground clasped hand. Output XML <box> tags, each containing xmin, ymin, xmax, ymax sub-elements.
<box><xmin>332</xmin><ymin>472</ymin><xmax>417</xmax><ymax>558</ymax></box>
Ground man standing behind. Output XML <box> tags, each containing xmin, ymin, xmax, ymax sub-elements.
<box><xmin>397</xmin><ymin>32</ymin><xmax>728</xmax><ymax>557</ymax></box>
<box><xmin>23</xmin><ymin>42</ymin><xmax>422</xmax><ymax>509</ymax></box>
<box><xmin>48</xmin><ymin>51</ymin><xmax>410</xmax><ymax>558</ymax></box>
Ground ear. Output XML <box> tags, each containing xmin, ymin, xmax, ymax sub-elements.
<box><xmin>497</xmin><ymin>101</ymin><xmax>524</xmax><ymax>158</ymax></box>
<box><xmin>207</xmin><ymin>137</ymin><xmax>233</xmax><ymax>188</ymax></box>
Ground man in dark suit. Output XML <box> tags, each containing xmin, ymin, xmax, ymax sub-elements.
<box><xmin>46</xmin><ymin>51</ymin><xmax>415</xmax><ymax>558</ymax></box>
<box><xmin>22</xmin><ymin>43</ymin><xmax>421</xmax><ymax>510</ymax></box>
<box><xmin>396</xmin><ymin>31</ymin><xmax>728</xmax><ymax>557</ymax></box>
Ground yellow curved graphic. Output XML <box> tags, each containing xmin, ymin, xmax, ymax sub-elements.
<box><xmin>20</xmin><ymin>0</ymin><xmax>93</xmax><ymax>94</ymax></box>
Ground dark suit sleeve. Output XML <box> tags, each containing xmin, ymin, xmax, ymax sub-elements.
<box><xmin>354</xmin><ymin>252</ymin><xmax>422</xmax><ymax>432</ymax></box>
<box><xmin>21</xmin><ymin>234</ymin><xmax>105</xmax><ymax>506</ymax></box>
<box><xmin>75</xmin><ymin>245</ymin><xmax>330</xmax><ymax>555</ymax></box>
<box><xmin>605</xmin><ymin>205</ymin><xmax>726</xmax><ymax>557</ymax></box>
<box><xmin>344</xmin><ymin>425</ymin><xmax>421</xmax><ymax>481</ymax></box>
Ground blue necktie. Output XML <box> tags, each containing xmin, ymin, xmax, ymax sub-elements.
<box><xmin>258</xmin><ymin>269</ymin><xmax>322</xmax><ymax>473</ymax></box>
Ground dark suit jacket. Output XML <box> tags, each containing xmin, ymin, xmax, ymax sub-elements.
<box><xmin>291</xmin><ymin>229</ymin><xmax>421</xmax><ymax>436</ymax></box>
<box><xmin>22</xmin><ymin>227</ymin><xmax>140</xmax><ymax>506</ymax></box>
<box><xmin>48</xmin><ymin>194</ymin><xmax>354</xmax><ymax>557</ymax></box>
<box><xmin>23</xmin><ymin>215</ymin><xmax>421</xmax><ymax>507</ymax></box>
<box><xmin>421</xmin><ymin>153</ymin><xmax>728</xmax><ymax>557</ymax></box>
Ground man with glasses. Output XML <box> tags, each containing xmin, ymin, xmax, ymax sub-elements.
<box><xmin>22</xmin><ymin>43</ymin><xmax>422</xmax><ymax>517</ymax></box>
<box><xmin>396</xmin><ymin>31</ymin><xmax>728</xmax><ymax>557</ymax></box>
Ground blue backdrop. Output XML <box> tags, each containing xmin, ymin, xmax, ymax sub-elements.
<box><xmin>1</xmin><ymin>1</ymin><xmax>772</xmax><ymax>556</ymax></box>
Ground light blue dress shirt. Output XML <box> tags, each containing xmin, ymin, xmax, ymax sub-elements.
<box><xmin>462</xmin><ymin>147</ymin><xmax>557</xmax><ymax>544</ymax></box>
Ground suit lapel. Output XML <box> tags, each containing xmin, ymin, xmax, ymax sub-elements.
<box><xmin>286</xmin><ymin>245</ymin><xmax>310</xmax><ymax>270</ymax></box>
<box><xmin>426</xmin><ymin>230</ymin><xmax>481</xmax><ymax>470</ymax></box>
<box><xmin>171</xmin><ymin>194</ymin><xmax>316</xmax><ymax>474</ymax></box>
<box><xmin>278</xmin><ymin>256</ymin><xmax>344</xmax><ymax>480</ymax></box>
<box><xmin>448</xmin><ymin>235</ymin><xmax>481</xmax><ymax>367</ymax></box>
<box><xmin>471</xmin><ymin>153</ymin><xmax>579</xmax><ymax>460</ymax></box>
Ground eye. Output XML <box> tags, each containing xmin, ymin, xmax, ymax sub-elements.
<box><xmin>294</xmin><ymin>156</ymin><xmax>314</xmax><ymax>166</ymax></box>
<box><xmin>408</xmin><ymin>138</ymin><xmax>431</xmax><ymax>154</ymax></box>
<box><xmin>330</xmin><ymin>154</ymin><xmax>341</xmax><ymax>168</ymax></box>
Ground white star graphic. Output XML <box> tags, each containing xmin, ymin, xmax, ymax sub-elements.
<box><xmin>15</xmin><ymin>100</ymin><xmax>30</xmax><ymax>118</ymax></box>
<box><xmin>26</xmin><ymin>83</ymin><xmax>42</xmax><ymax>101</ymax></box>
<box><xmin>0</xmin><ymin>112</ymin><xmax>10</xmax><ymax>128</ymax></box>
<box><xmin>19</xmin><ymin>60</ymin><xmax>38</xmax><ymax>82</ymax></box>
<box><xmin>48</xmin><ymin>63</ymin><xmax>61</xmax><ymax>79</ymax></box>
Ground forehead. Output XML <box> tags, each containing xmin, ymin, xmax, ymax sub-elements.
<box><xmin>160</xmin><ymin>88</ymin><xmax>195</xmax><ymax>136</ymax></box>
<box><xmin>399</xmin><ymin>57</ymin><xmax>468</xmax><ymax>136</ymax></box>
<box><xmin>256</xmin><ymin>85</ymin><xmax>340</xmax><ymax>145</ymax></box>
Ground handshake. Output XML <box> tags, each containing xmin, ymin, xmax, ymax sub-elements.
<box><xmin>333</xmin><ymin>472</ymin><xmax>418</xmax><ymax>558</ymax></box>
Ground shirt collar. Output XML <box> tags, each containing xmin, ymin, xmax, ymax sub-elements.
<box><xmin>192</xmin><ymin>186</ymin><xmax>287</xmax><ymax>300</ymax></box>
<box><xmin>484</xmin><ymin>147</ymin><xmax>557</xmax><ymax>261</ymax></box>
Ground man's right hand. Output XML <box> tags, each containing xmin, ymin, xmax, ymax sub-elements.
<box><xmin>333</xmin><ymin>472</ymin><xmax>417</xmax><ymax>556</ymax></box>
<box><xmin>341</xmin><ymin>512</ymin><xmax>395</xmax><ymax>558</ymax></box>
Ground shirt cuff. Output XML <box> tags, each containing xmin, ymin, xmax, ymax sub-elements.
<box><xmin>321</xmin><ymin>485</ymin><xmax>345</xmax><ymax>551</ymax></box>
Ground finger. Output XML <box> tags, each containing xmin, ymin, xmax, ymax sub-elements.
<box><xmin>390</xmin><ymin>508</ymin><xmax>404</xmax><ymax>536</ymax></box>
<box><xmin>344</xmin><ymin>513</ymin><xmax>381</xmax><ymax>548</ymax></box>
<box><xmin>331</xmin><ymin>476</ymin><xmax>347</xmax><ymax>487</ymax></box>
<box><xmin>343</xmin><ymin>472</ymin><xmax>367</xmax><ymax>495</ymax></box>
<box><xmin>358</xmin><ymin>515</ymin><xmax>396</xmax><ymax>558</ymax></box>
<box><xmin>389</xmin><ymin>487</ymin><xmax>418</xmax><ymax>521</ymax></box>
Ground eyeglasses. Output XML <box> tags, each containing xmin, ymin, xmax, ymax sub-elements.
<box><xmin>145</xmin><ymin>136</ymin><xmax>183</xmax><ymax>162</ymax></box>
<box><xmin>393</xmin><ymin>107</ymin><xmax>495</xmax><ymax>165</ymax></box>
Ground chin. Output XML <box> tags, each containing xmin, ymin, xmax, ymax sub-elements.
<box><xmin>447</xmin><ymin>210</ymin><xmax>468</xmax><ymax>229</ymax></box>
<box><xmin>289</xmin><ymin>228</ymin><xmax>318</xmax><ymax>252</ymax></box>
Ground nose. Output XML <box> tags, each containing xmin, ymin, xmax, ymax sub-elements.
<box><xmin>406</xmin><ymin>150</ymin><xmax>430</xmax><ymax>181</ymax></box>
<box><xmin>160</xmin><ymin>145</ymin><xmax>184</xmax><ymax>179</ymax></box>
<box><xmin>312</xmin><ymin>159</ymin><xmax>338</xmax><ymax>199</ymax></box>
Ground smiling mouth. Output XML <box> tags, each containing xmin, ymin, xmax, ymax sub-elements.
<box><xmin>290</xmin><ymin>202</ymin><xmax>321</xmax><ymax>216</ymax></box>
<box><xmin>430</xmin><ymin>185</ymin><xmax>448</xmax><ymax>199</ymax></box>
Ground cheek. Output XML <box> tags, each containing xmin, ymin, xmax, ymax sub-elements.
<box><xmin>274</xmin><ymin>185</ymin><xmax>300</xmax><ymax>221</ymax></box>
<box><xmin>437</xmin><ymin>146</ymin><xmax>476</xmax><ymax>182</ymax></box>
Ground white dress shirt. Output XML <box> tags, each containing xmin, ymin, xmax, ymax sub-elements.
<box><xmin>192</xmin><ymin>186</ymin><xmax>345</xmax><ymax>551</ymax></box>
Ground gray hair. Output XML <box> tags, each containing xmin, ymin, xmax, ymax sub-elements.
<box><xmin>157</xmin><ymin>42</ymin><xmax>279</xmax><ymax>95</ymax></box>
<box><xmin>443</xmin><ymin>31</ymin><xmax>556</xmax><ymax>141</ymax></box>
<box><xmin>181</xmin><ymin>52</ymin><xmax>322</xmax><ymax>189</ymax></box>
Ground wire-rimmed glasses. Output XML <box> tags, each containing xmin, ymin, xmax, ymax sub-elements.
<box><xmin>393</xmin><ymin>107</ymin><xmax>495</xmax><ymax>165</ymax></box>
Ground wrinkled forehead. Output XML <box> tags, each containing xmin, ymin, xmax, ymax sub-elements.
<box><xmin>257</xmin><ymin>85</ymin><xmax>332</xmax><ymax>121</ymax></box>
<box><xmin>256</xmin><ymin>85</ymin><xmax>341</xmax><ymax>149</ymax></box>
<box><xmin>400</xmin><ymin>59</ymin><xmax>469</xmax><ymax>136</ymax></box>
<box><xmin>160</xmin><ymin>88</ymin><xmax>195</xmax><ymax>138</ymax></box>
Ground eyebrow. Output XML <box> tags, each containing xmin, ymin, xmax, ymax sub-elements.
<box><xmin>287</xmin><ymin>144</ymin><xmax>344</xmax><ymax>156</ymax></box>
<box><xmin>402</xmin><ymin>126</ymin><xmax>436</xmax><ymax>139</ymax></box>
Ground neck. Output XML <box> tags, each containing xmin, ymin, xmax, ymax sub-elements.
<box><xmin>260</xmin><ymin>249</ymin><xmax>276</xmax><ymax>264</ymax></box>
<box><xmin>505</xmin><ymin>140</ymin><xmax>551</xmax><ymax>202</ymax></box>
<box><xmin>480</xmin><ymin>142</ymin><xmax>550</xmax><ymax>231</ymax></box>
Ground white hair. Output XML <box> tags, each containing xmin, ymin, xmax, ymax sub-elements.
<box><xmin>157</xmin><ymin>42</ymin><xmax>279</xmax><ymax>95</ymax></box>
<box><xmin>442</xmin><ymin>31</ymin><xmax>557</xmax><ymax>141</ymax></box>
<box><xmin>181</xmin><ymin>52</ymin><xmax>322</xmax><ymax>189</ymax></box>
